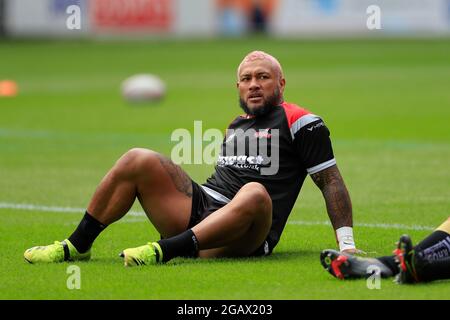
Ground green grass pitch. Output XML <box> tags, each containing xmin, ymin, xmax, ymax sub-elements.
<box><xmin>0</xmin><ymin>38</ymin><xmax>449</xmax><ymax>299</ymax></box>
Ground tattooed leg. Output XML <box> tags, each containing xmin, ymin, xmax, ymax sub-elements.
<box><xmin>87</xmin><ymin>148</ymin><xmax>193</xmax><ymax>237</ymax></box>
<box><xmin>155</xmin><ymin>153</ymin><xmax>193</xmax><ymax>198</ymax></box>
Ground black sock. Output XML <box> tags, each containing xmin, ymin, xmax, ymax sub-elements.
<box><xmin>377</xmin><ymin>255</ymin><xmax>400</xmax><ymax>275</ymax></box>
<box><xmin>157</xmin><ymin>229</ymin><xmax>199</xmax><ymax>263</ymax></box>
<box><xmin>414</xmin><ymin>231</ymin><xmax>450</xmax><ymax>261</ymax></box>
<box><xmin>418</xmin><ymin>255</ymin><xmax>450</xmax><ymax>282</ymax></box>
<box><xmin>68</xmin><ymin>212</ymin><xmax>107</xmax><ymax>253</ymax></box>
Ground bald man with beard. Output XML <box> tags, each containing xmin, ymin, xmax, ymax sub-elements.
<box><xmin>24</xmin><ymin>51</ymin><xmax>358</xmax><ymax>266</ymax></box>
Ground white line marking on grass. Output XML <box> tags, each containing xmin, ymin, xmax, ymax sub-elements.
<box><xmin>0</xmin><ymin>202</ymin><xmax>144</xmax><ymax>217</ymax></box>
<box><xmin>288</xmin><ymin>220</ymin><xmax>434</xmax><ymax>231</ymax></box>
<box><xmin>0</xmin><ymin>201</ymin><xmax>435</xmax><ymax>231</ymax></box>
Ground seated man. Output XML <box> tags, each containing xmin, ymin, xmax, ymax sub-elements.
<box><xmin>321</xmin><ymin>217</ymin><xmax>450</xmax><ymax>284</ymax></box>
<box><xmin>24</xmin><ymin>51</ymin><xmax>358</xmax><ymax>266</ymax></box>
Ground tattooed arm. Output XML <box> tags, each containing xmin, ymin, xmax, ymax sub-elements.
<box><xmin>310</xmin><ymin>165</ymin><xmax>357</xmax><ymax>253</ymax></box>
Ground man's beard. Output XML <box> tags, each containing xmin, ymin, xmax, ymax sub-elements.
<box><xmin>239</xmin><ymin>89</ymin><xmax>282</xmax><ymax>117</ymax></box>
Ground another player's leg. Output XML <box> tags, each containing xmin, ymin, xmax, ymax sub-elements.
<box><xmin>121</xmin><ymin>182</ymin><xmax>273</xmax><ymax>266</ymax></box>
<box><xmin>24</xmin><ymin>148</ymin><xmax>193</xmax><ymax>264</ymax></box>
<box><xmin>395</xmin><ymin>217</ymin><xmax>450</xmax><ymax>284</ymax></box>
<box><xmin>321</xmin><ymin>217</ymin><xmax>450</xmax><ymax>282</ymax></box>
<box><xmin>411</xmin><ymin>217</ymin><xmax>450</xmax><ymax>260</ymax></box>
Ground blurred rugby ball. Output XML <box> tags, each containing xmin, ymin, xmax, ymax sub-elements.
<box><xmin>121</xmin><ymin>74</ymin><xmax>166</xmax><ymax>103</ymax></box>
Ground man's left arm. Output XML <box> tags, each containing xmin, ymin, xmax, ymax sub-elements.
<box><xmin>291</xmin><ymin>113</ymin><xmax>357</xmax><ymax>253</ymax></box>
<box><xmin>310</xmin><ymin>165</ymin><xmax>358</xmax><ymax>254</ymax></box>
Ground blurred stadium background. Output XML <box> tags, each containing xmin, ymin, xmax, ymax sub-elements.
<box><xmin>2</xmin><ymin>0</ymin><xmax>450</xmax><ymax>37</ymax></box>
<box><xmin>0</xmin><ymin>0</ymin><xmax>449</xmax><ymax>299</ymax></box>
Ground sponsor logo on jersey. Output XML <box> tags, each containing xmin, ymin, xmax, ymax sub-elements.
<box><xmin>220</xmin><ymin>128</ymin><xmax>279</xmax><ymax>175</ymax></box>
<box><xmin>306</xmin><ymin>121</ymin><xmax>324</xmax><ymax>132</ymax></box>
<box><xmin>254</xmin><ymin>128</ymin><xmax>272</xmax><ymax>139</ymax></box>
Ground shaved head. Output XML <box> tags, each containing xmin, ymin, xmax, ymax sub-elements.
<box><xmin>237</xmin><ymin>51</ymin><xmax>284</xmax><ymax>80</ymax></box>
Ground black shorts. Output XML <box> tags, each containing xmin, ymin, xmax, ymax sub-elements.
<box><xmin>189</xmin><ymin>181</ymin><xmax>273</xmax><ymax>257</ymax></box>
<box><xmin>188</xmin><ymin>180</ymin><xmax>227</xmax><ymax>229</ymax></box>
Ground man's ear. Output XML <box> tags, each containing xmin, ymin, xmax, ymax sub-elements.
<box><xmin>279</xmin><ymin>78</ymin><xmax>286</xmax><ymax>92</ymax></box>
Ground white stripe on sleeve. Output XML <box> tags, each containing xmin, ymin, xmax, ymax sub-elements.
<box><xmin>307</xmin><ymin>158</ymin><xmax>337</xmax><ymax>175</ymax></box>
<box><xmin>290</xmin><ymin>114</ymin><xmax>321</xmax><ymax>139</ymax></box>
